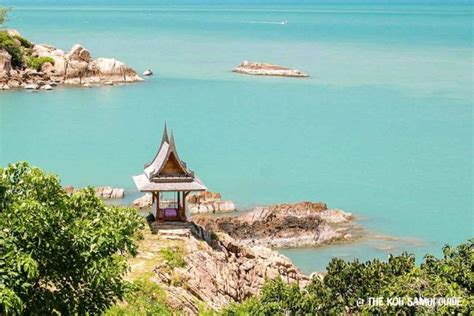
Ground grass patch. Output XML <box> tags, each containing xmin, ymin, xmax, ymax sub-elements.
<box><xmin>27</xmin><ymin>56</ymin><xmax>54</xmax><ymax>71</ymax></box>
<box><xmin>160</xmin><ymin>246</ymin><xmax>186</xmax><ymax>269</ymax></box>
<box><xmin>105</xmin><ymin>275</ymin><xmax>172</xmax><ymax>316</ymax></box>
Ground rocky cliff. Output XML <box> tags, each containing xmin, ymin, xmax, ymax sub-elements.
<box><xmin>0</xmin><ymin>29</ymin><xmax>142</xmax><ymax>90</ymax></box>
<box><xmin>129</xmin><ymin>222</ymin><xmax>309</xmax><ymax>314</ymax></box>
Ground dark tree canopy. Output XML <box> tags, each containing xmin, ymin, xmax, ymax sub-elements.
<box><xmin>0</xmin><ymin>162</ymin><xmax>144</xmax><ymax>315</ymax></box>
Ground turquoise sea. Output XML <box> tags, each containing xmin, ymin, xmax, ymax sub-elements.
<box><xmin>0</xmin><ymin>0</ymin><xmax>472</xmax><ymax>273</ymax></box>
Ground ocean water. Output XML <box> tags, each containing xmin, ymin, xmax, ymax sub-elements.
<box><xmin>0</xmin><ymin>0</ymin><xmax>472</xmax><ymax>273</ymax></box>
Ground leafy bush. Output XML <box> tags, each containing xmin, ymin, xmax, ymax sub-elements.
<box><xmin>0</xmin><ymin>162</ymin><xmax>144</xmax><ymax>315</ymax></box>
<box><xmin>105</xmin><ymin>276</ymin><xmax>171</xmax><ymax>316</ymax></box>
<box><xmin>160</xmin><ymin>246</ymin><xmax>187</xmax><ymax>269</ymax></box>
<box><xmin>0</xmin><ymin>31</ymin><xmax>24</xmax><ymax>67</ymax></box>
<box><xmin>27</xmin><ymin>56</ymin><xmax>54</xmax><ymax>71</ymax></box>
<box><xmin>15</xmin><ymin>35</ymin><xmax>32</xmax><ymax>48</ymax></box>
<box><xmin>222</xmin><ymin>240</ymin><xmax>473</xmax><ymax>315</ymax></box>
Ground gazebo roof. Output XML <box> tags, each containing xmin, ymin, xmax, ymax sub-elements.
<box><xmin>132</xmin><ymin>174</ymin><xmax>207</xmax><ymax>192</ymax></box>
<box><xmin>133</xmin><ymin>125</ymin><xmax>207</xmax><ymax>192</ymax></box>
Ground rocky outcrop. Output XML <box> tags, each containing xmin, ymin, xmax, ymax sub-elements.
<box><xmin>143</xmin><ymin>69</ymin><xmax>153</xmax><ymax>76</ymax></box>
<box><xmin>194</xmin><ymin>201</ymin><xmax>359</xmax><ymax>248</ymax></box>
<box><xmin>36</xmin><ymin>43</ymin><xmax>142</xmax><ymax>86</ymax></box>
<box><xmin>0</xmin><ymin>29</ymin><xmax>143</xmax><ymax>91</ymax></box>
<box><xmin>132</xmin><ymin>191</ymin><xmax>236</xmax><ymax>214</ymax></box>
<box><xmin>233</xmin><ymin>60</ymin><xmax>309</xmax><ymax>78</ymax></box>
<box><xmin>150</xmin><ymin>223</ymin><xmax>308</xmax><ymax>313</ymax></box>
<box><xmin>64</xmin><ymin>186</ymin><xmax>124</xmax><ymax>199</ymax></box>
<box><xmin>133</xmin><ymin>193</ymin><xmax>153</xmax><ymax>209</ymax></box>
<box><xmin>0</xmin><ymin>49</ymin><xmax>12</xmax><ymax>73</ymax></box>
<box><xmin>95</xmin><ymin>186</ymin><xmax>125</xmax><ymax>199</ymax></box>
<box><xmin>187</xmin><ymin>191</ymin><xmax>236</xmax><ymax>214</ymax></box>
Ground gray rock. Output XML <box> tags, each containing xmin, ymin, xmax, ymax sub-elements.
<box><xmin>187</xmin><ymin>191</ymin><xmax>236</xmax><ymax>214</ymax></box>
<box><xmin>24</xmin><ymin>83</ymin><xmax>39</xmax><ymax>90</ymax></box>
<box><xmin>133</xmin><ymin>193</ymin><xmax>153</xmax><ymax>209</ymax></box>
<box><xmin>233</xmin><ymin>61</ymin><xmax>309</xmax><ymax>78</ymax></box>
<box><xmin>68</xmin><ymin>44</ymin><xmax>92</xmax><ymax>62</ymax></box>
<box><xmin>0</xmin><ymin>49</ymin><xmax>12</xmax><ymax>74</ymax></box>
<box><xmin>41</xmin><ymin>84</ymin><xmax>53</xmax><ymax>90</ymax></box>
<box><xmin>143</xmin><ymin>69</ymin><xmax>153</xmax><ymax>76</ymax></box>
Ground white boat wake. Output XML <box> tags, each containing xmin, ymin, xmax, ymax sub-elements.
<box><xmin>241</xmin><ymin>20</ymin><xmax>288</xmax><ymax>25</ymax></box>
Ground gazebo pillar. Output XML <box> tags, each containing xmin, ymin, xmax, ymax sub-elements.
<box><xmin>156</xmin><ymin>191</ymin><xmax>161</xmax><ymax>222</ymax></box>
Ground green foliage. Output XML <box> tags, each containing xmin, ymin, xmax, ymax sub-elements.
<box><xmin>160</xmin><ymin>246</ymin><xmax>187</xmax><ymax>269</ymax></box>
<box><xmin>0</xmin><ymin>31</ymin><xmax>24</xmax><ymax>67</ymax></box>
<box><xmin>422</xmin><ymin>241</ymin><xmax>474</xmax><ymax>293</ymax></box>
<box><xmin>14</xmin><ymin>35</ymin><xmax>32</xmax><ymax>49</ymax></box>
<box><xmin>0</xmin><ymin>7</ymin><xmax>9</xmax><ymax>25</ymax></box>
<box><xmin>210</xmin><ymin>231</ymin><xmax>219</xmax><ymax>241</ymax></box>
<box><xmin>223</xmin><ymin>240</ymin><xmax>473</xmax><ymax>315</ymax></box>
<box><xmin>105</xmin><ymin>276</ymin><xmax>172</xmax><ymax>316</ymax></box>
<box><xmin>0</xmin><ymin>162</ymin><xmax>144</xmax><ymax>315</ymax></box>
<box><xmin>27</xmin><ymin>56</ymin><xmax>54</xmax><ymax>71</ymax></box>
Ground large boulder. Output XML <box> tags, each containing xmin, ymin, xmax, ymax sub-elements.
<box><xmin>41</xmin><ymin>62</ymin><xmax>55</xmax><ymax>73</ymax></box>
<box><xmin>32</xmin><ymin>44</ymin><xmax>51</xmax><ymax>57</ymax></box>
<box><xmin>187</xmin><ymin>191</ymin><xmax>236</xmax><ymax>214</ymax></box>
<box><xmin>0</xmin><ymin>49</ymin><xmax>12</xmax><ymax>74</ymax></box>
<box><xmin>65</xmin><ymin>59</ymin><xmax>89</xmax><ymax>79</ymax></box>
<box><xmin>95</xmin><ymin>186</ymin><xmax>124</xmax><ymax>199</ymax></box>
<box><xmin>68</xmin><ymin>44</ymin><xmax>92</xmax><ymax>62</ymax></box>
<box><xmin>49</xmin><ymin>56</ymin><xmax>67</xmax><ymax>77</ymax></box>
<box><xmin>89</xmin><ymin>58</ymin><xmax>142</xmax><ymax>82</ymax></box>
<box><xmin>133</xmin><ymin>193</ymin><xmax>153</xmax><ymax>209</ymax></box>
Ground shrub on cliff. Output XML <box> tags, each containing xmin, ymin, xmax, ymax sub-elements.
<box><xmin>27</xmin><ymin>56</ymin><xmax>54</xmax><ymax>71</ymax></box>
<box><xmin>160</xmin><ymin>246</ymin><xmax>187</xmax><ymax>269</ymax></box>
<box><xmin>0</xmin><ymin>31</ymin><xmax>24</xmax><ymax>67</ymax></box>
<box><xmin>0</xmin><ymin>162</ymin><xmax>144</xmax><ymax>315</ymax></box>
<box><xmin>222</xmin><ymin>240</ymin><xmax>473</xmax><ymax>315</ymax></box>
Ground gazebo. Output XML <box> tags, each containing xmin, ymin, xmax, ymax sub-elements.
<box><xmin>133</xmin><ymin>125</ymin><xmax>207</xmax><ymax>222</ymax></box>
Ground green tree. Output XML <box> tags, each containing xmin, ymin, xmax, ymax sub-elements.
<box><xmin>0</xmin><ymin>162</ymin><xmax>144</xmax><ymax>315</ymax></box>
<box><xmin>0</xmin><ymin>7</ymin><xmax>9</xmax><ymax>26</ymax></box>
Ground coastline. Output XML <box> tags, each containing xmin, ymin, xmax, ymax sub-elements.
<box><xmin>1</xmin><ymin>2</ymin><xmax>471</xmax><ymax>309</ymax></box>
<box><xmin>95</xmin><ymin>190</ymin><xmax>426</xmax><ymax>274</ymax></box>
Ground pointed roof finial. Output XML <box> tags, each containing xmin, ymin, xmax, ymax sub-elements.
<box><xmin>170</xmin><ymin>129</ymin><xmax>175</xmax><ymax>146</ymax></box>
<box><xmin>161</xmin><ymin>123</ymin><xmax>169</xmax><ymax>145</ymax></box>
<box><xmin>169</xmin><ymin>129</ymin><xmax>180</xmax><ymax>160</ymax></box>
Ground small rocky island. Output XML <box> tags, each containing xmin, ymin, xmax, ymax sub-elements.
<box><xmin>0</xmin><ymin>29</ymin><xmax>142</xmax><ymax>90</ymax></box>
<box><xmin>233</xmin><ymin>60</ymin><xmax>309</xmax><ymax>78</ymax></box>
<box><xmin>194</xmin><ymin>201</ymin><xmax>361</xmax><ymax>248</ymax></box>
